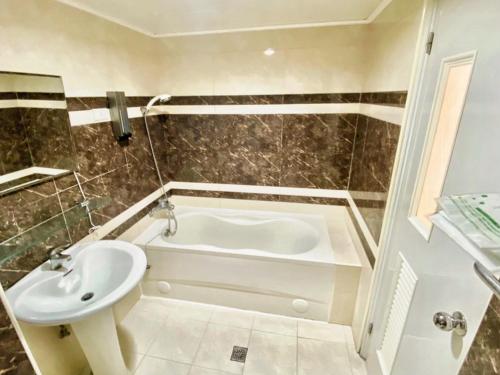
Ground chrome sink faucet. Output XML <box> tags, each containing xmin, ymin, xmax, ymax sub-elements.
<box><xmin>48</xmin><ymin>244</ymin><xmax>73</xmax><ymax>271</ymax></box>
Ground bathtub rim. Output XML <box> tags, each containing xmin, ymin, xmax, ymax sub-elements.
<box><xmin>136</xmin><ymin>205</ymin><xmax>336</xmax><ymax>267</ymax></box>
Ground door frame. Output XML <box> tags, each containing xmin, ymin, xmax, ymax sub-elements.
<box><xmin>359</xmin><ymin>0</ymin><xmax>438</xmax><ymax>359</ymax></box>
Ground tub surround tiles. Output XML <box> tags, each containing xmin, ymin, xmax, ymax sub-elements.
<box><xmin>0</xmin><ymin>303</ymin><xmax>36</xmax><ymax>375</ymax></box>
<box><xmin>169</xmin><ymin>189</ymin><xmax>348</xmax><ymax>206</ymax></box>
<box><xmin>0</xmin><ymin>92</ymin><xmax>65</xmax><ymax>101</ymax></box>
<box><xmin>0</xmin><ymin>92</ymin><xmax>18</xmax><ymax>100</ymax></box>
<box><xmin>165</xmin><ymin>113</ymin><xmax>357</xmax><ymax>190</ymax></box>
<box><xmin>66</xmin><ymin>96</ymin><xmax>153</xmax><ymax>112</ymax></box>
<box><xmin>65</xmin><ymin>91</ymin><xmax>405</xmax><ymax>112</ymax></box>
<box><xmin>348</xmin><ymin>115</ymin><xmax>401</xmax><ymax>242</ymax></box>
<box><xmin>0</xmin><ymin>91</ymin><xmax>405</xmax><ymax>289</ymax></box>
<box><xmin>459</xmin><ymin>297</ymin><xmax>500</xmax><ymax>375</ymax></box>
<box><xmin>360</xmin><ymin>91</ymin><xmax>407</xmax><ymax>107</ymax></box>
<box><xmin>15</xmin><ymin>92</ymin><xmax>65</xmax><ymax>101</ymax></box>
<box><xmin>65</xmin><ymin>96</ymin><xmax>109</xmax><ymax>111</ymax></box>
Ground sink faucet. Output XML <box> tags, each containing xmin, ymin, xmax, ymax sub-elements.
<box><xmin>48</xmin><ymin>244</ymin><xmax>73</xmax><ymax>271</ymax></box>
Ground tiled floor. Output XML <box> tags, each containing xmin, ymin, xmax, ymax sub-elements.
<box><xmin>119</xmin><ymin>297</ymin><xmax>367</xmax><ymax>375</ymax></box>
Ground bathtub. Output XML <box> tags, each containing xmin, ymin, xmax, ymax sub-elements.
<box><xmin>134</xmin><ymin>206</ymin><xmax>336</xmax><ymax>320</ymax></box>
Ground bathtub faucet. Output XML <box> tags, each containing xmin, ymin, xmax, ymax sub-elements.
<box><xmin>150</xmin><ymin>198</ymin><xmax>178</xmax><ymax>237</ymax></box>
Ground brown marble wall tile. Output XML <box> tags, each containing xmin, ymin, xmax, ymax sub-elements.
<box><xmin>0</xmin><ymin>301</ymin><xmax>36</xmax><ymax>375</ymax></box>
<box><xmin>348</xmin><ymin>115</ymin><xmax>401</xmax><ymax>242</ymax></box>
<box><xmin>125</xmin><ymin>96</ymin><xmax>153</xmax><ymax>108</ymax></box>
<box><xmin>0</xmin><ymin>108</ymin><xmax>32</xmax><ymax>175</ymax></box>
<box><xmin>281</xmin><ymin>152</ymin><xmax>352</xmax><ymax>190</ymax></box>
<box><xmin>0</xmin><ymin>180</ymin><xmax>59</xmax><ymax>243</ymax></box>
<box><xmin>0</xmin><ymin>92</ymin><xmax>18</xmax><ymax>100</ymax></box>
<box><xmin>282</xmin><ymin>114</ymin><xmax>356</xmax><ymax>156</ymax></box>
<box><xmin>459</xmin><ymin>297</ymin><xmax>500</xmax><ymax>375</ymax></box>
<box><xmin>65</xmin><ymin>97</ymin><xmax>108</xmax><ymax>111</ymax></box>
<box><xmin>71</xmin><ymin>122</ymin><xmax>127</xmax><ymax>180</ymax></box>
<box><xmin>220</xmin><ymin>115</ymin><xmax>283</xmax><ymax>153</ymax></box>
<box><xmin>66</xmin><ymin>96</ymin><xmax>153</xmax><ymax>111</ymax></box>
<box><xmin>16</xmin><ymin>92</ymin><xmax>65</xmax><ymax>101</ymax></box>
<box><xmin>360</xmin><ymin>91</ymin><xmax>407</xmax><ymax>107</ymax></box>
<box><xmin>20</xmin><ymin>108</ymin><xmax>76</xmax><ymax>171</ymax></box>
<box><xmin>219</xmin><ymin>151</ymin><xmax>281</xmax><ymax>186</ymax></box>
<box><xmin>164</xmin><ymin>113</ymin><xmax>356</xmax><ymax>190</ymax></box>
<box><xmin>282</xmin><ymin>93</ymin><xmax>361</xmax><ymax>104</ymax></box>
<box><xmin>163</xmin><ymin>115</ymin><xmax>218</xmax><ymax>151</ymax></box>
<box><xmin>170</xmin><ymin>189</ymin><xmax>348</xmax><ymax>206</ymax></box>
<box><xmin>166</xmin><ymin>93</ymin><xmax>361</xmax><ymax>105</ymax></box>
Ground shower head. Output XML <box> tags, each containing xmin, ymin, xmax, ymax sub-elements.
<box><xmin>141</xmin><ymin>94</ymin><xmax>172</xmax><ymax>114</ymax></box>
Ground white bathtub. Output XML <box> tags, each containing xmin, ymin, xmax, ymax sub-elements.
<box><xmin>134</xmin><ymin>206</ymin><xmax>336</xmax><ymax>320</ymax></box>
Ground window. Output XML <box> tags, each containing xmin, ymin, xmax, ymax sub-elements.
<box><xmin>410</xmin><ymin>52</ymin><xmax>476</xmax><ymax>239</ymax></box>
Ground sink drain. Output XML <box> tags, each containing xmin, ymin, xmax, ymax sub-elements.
<box><xmin>81</xmin><ymin>292</ymin><xmax>94</xmax><ymax>302</ymax></box>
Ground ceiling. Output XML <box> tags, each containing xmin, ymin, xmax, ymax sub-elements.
<box><xmin>57</xmin><ymin>0</ymin><xmax>391</xmax><ymax>37</ymax></box>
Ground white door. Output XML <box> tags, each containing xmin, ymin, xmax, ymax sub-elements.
<box><xmin>363</xmin><ymin>0</ymin><xmax>500</xmax><ymax>374</ymax></box>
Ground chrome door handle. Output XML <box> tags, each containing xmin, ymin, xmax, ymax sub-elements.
<box><xmin>433</xmin><ymin>311</ymin><xmax>467</xmax><ymax>336</ymax></box>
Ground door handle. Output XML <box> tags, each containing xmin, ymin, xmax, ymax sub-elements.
<box><xmin>433</xmin><ymin>311</ymin><xmax>467</xmax><ymax>336</ymax></box>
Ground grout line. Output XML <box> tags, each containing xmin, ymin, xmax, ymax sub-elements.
<box><xmin>347</xmin><ymin>113</ymin><xmax>360</xmax><ymax>191</ymax></box>
<box><xmin>189</xmin><ymin>314</ymin><xmax>211</xmax><ymax>369</ymax></box>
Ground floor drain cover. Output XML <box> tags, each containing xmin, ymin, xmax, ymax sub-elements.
<box><xmin>230</xmin><ymin>346</ymin><xmax>248</xmax><ymax>363</ymax></box>
<box><xmin>81</xmin><ymin>292</ymin><xmax>94</xmax><ymax>302</ymax></box>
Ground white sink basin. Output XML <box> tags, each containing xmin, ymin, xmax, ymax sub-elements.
<box><xmin>7</xmin><ymin>240</ymin><xmax>147</xmax><ymax>325</ymax></box>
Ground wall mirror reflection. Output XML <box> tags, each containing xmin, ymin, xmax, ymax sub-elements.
<box><xmin>0</xmin><ymin>71</ymin><xmax>76</xmax><ymax>196</ymax></box>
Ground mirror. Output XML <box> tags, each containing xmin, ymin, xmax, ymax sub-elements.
<box><xmin>0</xmin><ymin>71</ymin><xmax>76</xmax><ymax>195</ymax></box>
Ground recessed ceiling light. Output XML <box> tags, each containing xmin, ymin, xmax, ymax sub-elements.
<box><xmin>264</xmin><ymin>48</ymin><xmax>275</xmax><ymax>56</ymax></box>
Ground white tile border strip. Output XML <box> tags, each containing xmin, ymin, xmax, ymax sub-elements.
<box><xmin>146</xmin><ymin>103</ymin><xmax>361</xmax><ymax>115</ymax></box>
<box><xmin>69</xmin><ymin>108</ymin><xmax>111</xmax><ymax>126</ymax></box>
<box><xmin>70</xmin><ymin>103</ymin><xmax>404</xmax><ymax>126</ymax></box>
<box><xmin>359</xmin><ymin>104</ymin><xmax>404</xmax><ymax>125</ymax></box>
<box><xmin>0</xmin><ymin>166</ymin><xmax>69</xmax><ymax>185</ymax></box>
<box><xmin>0</xmin><ymin>99</ymin><xmax>67</xmax><ymax>109</ymax></box>
<box><xmin>346</xmin><ymin>194</ymin><xmax>379</xmax><ymax>258</ymax></box>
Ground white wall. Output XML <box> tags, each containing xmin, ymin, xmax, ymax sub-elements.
<box><xmin>362</xmin><ymin>0</ymin><xmax>425</xmax><ymax>92</ymax></box>
<box><xmin>156</xmin><ymin>26</ymin><xmax>367</xmax><ymax>95</ymax></box>
<box><xmin>0</xmin><ymin>0</ymin><xmax>162</xmax><ymax>97</ymax></box>
<box><xmin>0</xmin><ymin>0</ymin><xmax>423</xmax><ymax>98</ymax></box>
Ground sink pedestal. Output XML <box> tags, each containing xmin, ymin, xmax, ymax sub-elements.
<box><xmin>71</xmin><ymin>307</ymin><xmax>130</xmax><ymax>375</ymax></box>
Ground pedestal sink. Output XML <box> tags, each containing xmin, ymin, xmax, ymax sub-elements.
<box><xmin>6</xmin><ymin>240</ymin><xmax>147</xmax><ymax>375</ymax></box>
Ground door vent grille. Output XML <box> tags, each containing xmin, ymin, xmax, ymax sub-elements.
<box><xmin>378</xmin><ymin>253</ymin><xmax>418</xmax><ymax>374</ymax></box>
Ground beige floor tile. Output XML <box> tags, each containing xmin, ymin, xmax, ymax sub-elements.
<box><xmin>298</xmin><ymin>319</ymin><xmax>346</xmax><ymax>342</ymax></box>
<box><xmin>190</xmin><ymin>366</ymin><xmax>235</xmax><ymax>375</ymax></box>
<box><xmin>253</xmin><ymin>313</ymin><xmax>297</xmax><ymax>336</ymax></box>
<box><xmin>148</xmin><ymin>317</ymin><xmax>207</xmax><ymax>364</ymax></box>
<box><xmin>298</xmin><ymin>338</ymin><xmax>352</xmax><ymax>375</ymax></box>
<box><xmin>194</xmin><ymin>323</ymin><xmax>251</xmax><ymax>374</ymax></box>
<box><xmin>210</xmin><ymin>307</ymin><xmax>255</xmax><ymax>329</ymax></box>
<box><xmin>171</xmin><ymin>301</ymin><xmax>215</xmax><ymax>322</ymax></box>
<box><xmin>134</xmin><ymin>356</ymin><xmax>190</xmax><ymax>375</ymax></box>
<box><xmin>244</xmin><ymin>331</ymin><xmax>297</xmax><ymax>375</ymax></box>
<box><xmin>134</xmin><ymin>297</ymin><xmax>180</xmax><ymax>318</ymax></box>
<box><xmin>343</xmin><ymin>326</ymin><xmax>367</xmax><ymax>375</ymax></box>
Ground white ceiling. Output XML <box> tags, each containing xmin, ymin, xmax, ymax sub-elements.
<box><xmin>58</xmin><ymin>0</ymin><xmax>391</xmax><ymax>37</ymax></box>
